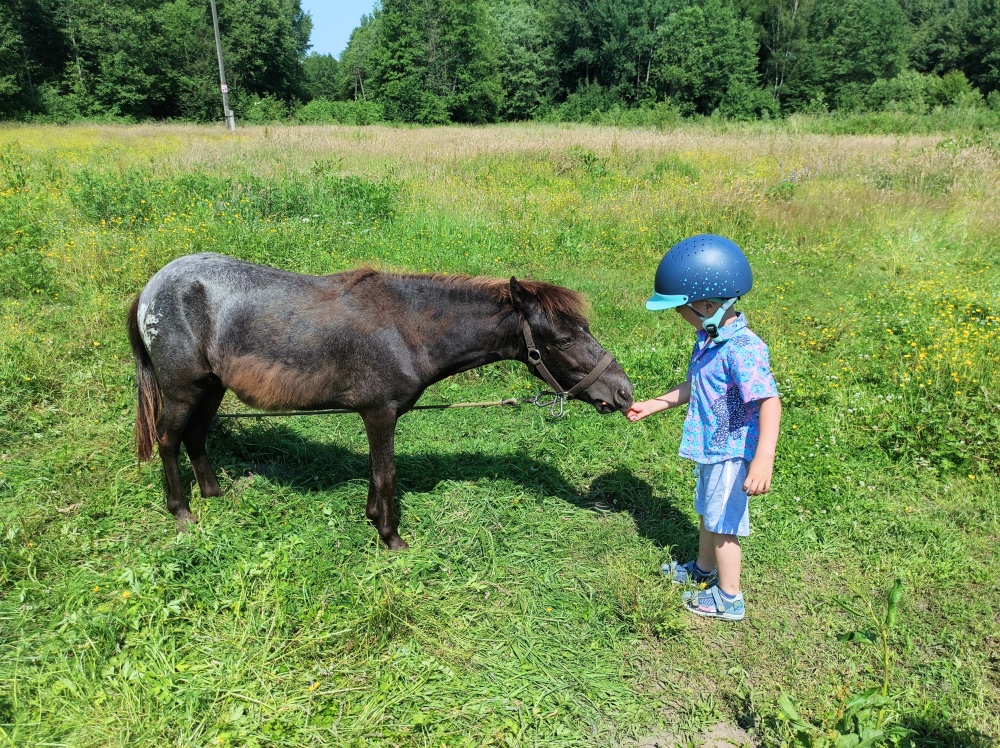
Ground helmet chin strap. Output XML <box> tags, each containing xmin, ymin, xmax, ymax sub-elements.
<box><xmin>687</xmin><ymin>297</ymin><xmax>739</xmax><ymax>339</ymax></box>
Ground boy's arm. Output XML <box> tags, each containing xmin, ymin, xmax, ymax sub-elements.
<box><xmin>744</xmin><ymin>396</ymin><xmax>781</xmax><ymax>495</ymax></box>
<box><xmin>626</xmin><ymin>380</ymin><xmax>691</xmax><ymax>422</ymax></box>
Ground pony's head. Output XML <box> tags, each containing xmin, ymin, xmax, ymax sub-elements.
<box><xmin>508</xmin><ymin>278</ymin><xmax>633</xmax><ymax>414</ymax></box>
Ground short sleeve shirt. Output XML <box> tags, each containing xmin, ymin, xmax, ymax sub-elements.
<box><xmin>679</xmin><ymin>313</ymin><xmax>779</xmax><ymax>464</ymax></box>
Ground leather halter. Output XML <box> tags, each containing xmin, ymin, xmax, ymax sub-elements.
<box><xmin>520</xmin><ymin>319</ymin><xmax>616</xmax><ymax>401</ymax></box>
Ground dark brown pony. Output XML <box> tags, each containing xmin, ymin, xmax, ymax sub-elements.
<box><xmin>128</xmin><ymin>253</ymin><xmax>633</xmax><ymax>549</ymax></box>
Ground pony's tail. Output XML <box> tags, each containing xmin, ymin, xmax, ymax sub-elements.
<box><xmin>127</xmin><ymin>295</ymin><xmax>161</xmax><ymax>462</ymax></box>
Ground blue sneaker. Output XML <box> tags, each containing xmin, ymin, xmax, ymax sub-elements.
<box><xmin>661</xmin><ymin>559</ymin><xmax>718</xmax><ymax>587</ymax></box>
<box><xmin>683</xmin><ymin>585</ymin><xmax>745</xmax><ymax>621</ymax></box>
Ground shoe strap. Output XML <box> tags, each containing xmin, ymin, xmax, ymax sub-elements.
<box><xmin>710</xmin><ymin>586</ymin><xmax>725</xmax><ymax>612</ymax></box>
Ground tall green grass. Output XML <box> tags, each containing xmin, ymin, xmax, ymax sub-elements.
<box><xmin>0</xmin><ymin>123</ymin><xmax>997</xmax><ymax>747</ymax></box>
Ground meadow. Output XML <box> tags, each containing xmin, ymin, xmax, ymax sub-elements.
<box><xmin>0</xmin><ymin>122</ymin><xmax>998</xmax><ymax>747</ymax></box>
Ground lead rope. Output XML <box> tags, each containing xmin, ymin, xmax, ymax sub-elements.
<box><xmin>214</xmin><ymin>394</ymin><xmax>572</xmax><ymax>422</ymax></box>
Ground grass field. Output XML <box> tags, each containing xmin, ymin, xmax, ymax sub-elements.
<box><xmin>1</xmin><ymin>122</ymin><xmax>998</xmax><ymax>747</ymax></box>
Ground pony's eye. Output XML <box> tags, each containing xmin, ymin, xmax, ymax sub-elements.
<box><xmin>555</xmin><ymin>338</ymin><xmax>573</xmax><ymax>350</ymax></box>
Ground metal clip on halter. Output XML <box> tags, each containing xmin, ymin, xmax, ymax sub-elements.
<box><xmin>532</xmin><ymin>391</ymin><xmax>566</xmax><ymax>418</ymax></box>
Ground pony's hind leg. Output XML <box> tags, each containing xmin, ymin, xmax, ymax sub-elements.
<box><xmin>156</xmin><ymin>388</ymin><xmax>204</xmax><ymax>531</ymax></box>
<box><xmin>183</xmin><ymin>381</ymin><xmax>226</xmax><ymax>498</ymax></box>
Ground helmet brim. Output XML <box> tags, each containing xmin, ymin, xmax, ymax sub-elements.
<box><xmin>645</xmin><ymin>293</ymin><xmax>688</xmax><ymax>311</ymax></box>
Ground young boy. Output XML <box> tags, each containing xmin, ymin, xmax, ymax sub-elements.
<box><xmin>627</xmin><ymin>234</ymin><xmax>781</xmax><ymax>621</ymax></box>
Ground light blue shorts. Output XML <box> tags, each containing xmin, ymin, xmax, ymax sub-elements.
<box><xmin>694</xmin><ymin>459</ymin><xmax>750</xmax><ymax>537</ymax></box>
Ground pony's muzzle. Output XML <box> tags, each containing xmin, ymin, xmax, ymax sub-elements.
<box><xmin>613</xmin><ymin>386</ymin><xmax>634</xmax><ymax>411</ymax></box>
<box><xmin>589</xmin><ymin>362</ymin><xmax>633</xmax><ymax>413</ymax></box>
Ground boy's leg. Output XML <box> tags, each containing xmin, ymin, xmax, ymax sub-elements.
<box><xmin>666</xmin><ymin>516</ymin><xmax>717</xmax><ymax>584</ymax></box>
<box><xmin>712</xmin><ymin>532</ymin><xmax>742</xmax><ymax>595</ymax></box>
<box><xmin>686</xmin><ymin>532</ymin><xmax>745</xmax><ymax>620</ymax></box>
<box><xmin>696</xmin><ymin>517</ymin><xmax>717</xmax><ymax>575</ymax></box>
<box><xmin>682</xmin><ymin>460</ymin><xmax>748</xmax><ymax>620</ymax></box>
<box><xmin>663</xmin><ymin>466</ymin><xmax>719</xmax><ymax>585</ymax></box>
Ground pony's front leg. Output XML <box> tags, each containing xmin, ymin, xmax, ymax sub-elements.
<box><xmin>360</xmin><ymin>408</ymin><xmax>408</xmax><ymax>550</ymax></box>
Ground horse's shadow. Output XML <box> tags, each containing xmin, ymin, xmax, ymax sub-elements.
<box><xmin>206</xmin><ymin>420</ymin><xmax>697</xmax><ymax>552</ymax></box>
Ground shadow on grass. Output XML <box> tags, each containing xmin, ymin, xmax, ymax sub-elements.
<box><xmin>576</xmin><ymin>468</ymin><xmax>698</xmax><ymax>556</ymax></box>
<box><xmin>204</xmin><ymin>420</ymin><xmax>697</xmax><ymax>552</ymax></box>
<box><xmin>899</xmin><ymin>719</ymin><xmax>997</xmax><ymax>748</ymax></box>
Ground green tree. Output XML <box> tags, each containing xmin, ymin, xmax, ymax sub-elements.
<box><xmin>150</xmin><ymin>0</ymin><xmax>219</xmax><ymax>120</ymax></box>
<box><xmin>790</xmin><ymin>0</ymin><xmax>911</xmax><ymax>111</ymax></box>
<box><xmin>2</xmin><ymin>0</ymin><xmax>317</xmax><ymax>121</ymax></box>
<box><xmin>964</xmin><ymin>0</ymin><xmax>1000</xmax><ymax>93</ymax></box>
<box><xmin>585</xmin><ymin>0</ymin><xmax>667</xmax><ymax>103</ymax></box>
<box><xmin>652</xmin><ymin>0</ymin><xmax>766</xmax><ymax>117</ymax></box>
<box><xmin>491</xmin><ymin>0</ymin><xmax>557</xmax><ymax>118</ymax></box>
<box><xmin>539</xmin><ymin>0</ymin><xmax>596</xmax><ymax>92</ymax></box>
<box><xmin>338</xmin><ymin>12</ymin><xmax>379</xmax><ymax>101</ymax></box>
<box><xmin>539</xmin><ymin>0</ymin><xmax>671</xmax><ymax>106</ymax></box>
<box><xmin>303</xmin><ymin>52</ymin><xmax>338</xmax><ymax>100</ymax></box>
<box><xmin>218</xmin><ymin>0</ymin><xmax>312</xmax><ymax>105</ymax></box>
<box><xmin>47</xmin><ymin>0</ymin><xmax>165</xmax><ymax>118</ymax></box>
<box><xmin>370</xmin><ymin>0</ymin><xmax>502</xmax><ymax>123</ymax></box>
<box><xmin>1</xmin><ymin>0</ymin><xmax>69</xmax><ymax>115</ymax></box>
<box><xmin>738</xmin><ymin>0</ymin><xmax>813</xmax><ymax>109</ymax></box>
<box><xmin>0</xmin><ymin>9</ymin><xmax>25</xmax><ymax>108</ymax></box>
<box><xmin>899</xmin><ymin>0</ymin><xmax>971</xmax><ymax>76</ymax></box>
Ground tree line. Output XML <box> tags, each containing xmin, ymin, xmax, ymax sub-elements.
<box><xmin>0</xmin><ymin>0</ymin><xmax>311</xmax><ymax>120</ymax></box>
<box><xmin>2</xmin><ymin>0</ymin><xmax>999</xmax><ymax>124</ymax></box>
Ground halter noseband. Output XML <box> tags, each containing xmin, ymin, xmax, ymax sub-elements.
<box><xmin>520</xmin><ymin>319</ymin><xmax>616</xmax><ymax>415</ymax></box>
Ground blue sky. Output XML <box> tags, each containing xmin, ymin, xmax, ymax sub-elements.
<box><xmin>302</xmin><ymin>1</ymin><xmax>377</xmax><ymax>58</ymax></box>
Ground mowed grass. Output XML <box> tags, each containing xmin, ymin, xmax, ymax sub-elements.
<box><xmin>0</xmin><ymin>123</ymin><xmax>998</xmax><ymax>747</ymax></box>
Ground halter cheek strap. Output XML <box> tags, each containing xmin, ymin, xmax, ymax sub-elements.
<box><xmin>521</xmin><ymin>319</ymin><xmax>615</xmax><ymax>398</ymax></box>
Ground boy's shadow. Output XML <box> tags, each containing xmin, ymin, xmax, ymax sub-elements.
<box><xmin>576</xmin><ymin>468</ymin><xmax>698</xmax><ymax>557</ymax></box>
<box><xmin>210</xmin><ymin>421</ymin><xmax>697</xmax><ymax>552</ymax></box>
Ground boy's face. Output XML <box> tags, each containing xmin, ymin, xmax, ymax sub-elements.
<box><xmin>676</xmin><ymin>299</ymin><xmax>719</xmax><ymax>329</ymax></box>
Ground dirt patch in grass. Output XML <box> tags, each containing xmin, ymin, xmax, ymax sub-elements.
<box><xmin>634</xmin><ymin>722</ymin><xmax>754</xmax><ymax>747</ymax></box>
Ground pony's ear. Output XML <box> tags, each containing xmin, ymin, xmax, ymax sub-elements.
<box><xmin>509</xmin><ymin>278</ymin><xmax>540</xmax><ymax>318</ymax></box>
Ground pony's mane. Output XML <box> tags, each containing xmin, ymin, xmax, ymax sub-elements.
<box><xmin>437</xmin><ymin>274</ymin><xmax>589</xmax><ymax>323</ymax></box>
<box><xmin>350</xmin><ymin>267</ymin><xmax>589</xmax><ymax>324</ymax></box>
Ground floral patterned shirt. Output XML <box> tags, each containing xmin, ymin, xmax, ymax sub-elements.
<box><xmin>679</xmin><ymin>313</ymin><xmax>779</xmax><ymax>463</ymax></box>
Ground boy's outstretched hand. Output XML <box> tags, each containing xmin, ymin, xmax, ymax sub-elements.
<box><xmin>626</xmin><ymin>382</ymin><xmax>691</xmax><ymax>423</ymax></box>
<box><xmin>626</xmin><ymin>400</ymin><xmax>658</xmax><ymax>422</ymax></box>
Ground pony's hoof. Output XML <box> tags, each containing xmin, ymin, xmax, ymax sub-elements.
<box><xmin>385</xmin><ymin>535</ymin><xmax>409</xmax><ymax>551</ymax></box>
<box><xmin>175</xmin><ymin>511</ymin><xmax>196</xmax><ymax>534</ymax></box>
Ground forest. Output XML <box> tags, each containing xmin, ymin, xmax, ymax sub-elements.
<box><xmin>1</xmin><ymin>0</ymin><xmax>999</xmax><ymax>124</ymax></box>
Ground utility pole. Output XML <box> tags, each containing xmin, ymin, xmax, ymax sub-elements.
<box><xmin>354</xmin><ymin>67</ymin><xmax>366</xmax><ymax>101</ymax></box>
<box><xmin>209</xmin><ymin>0</ymin><xmax>236</xmax><ymax>131</ymax></box>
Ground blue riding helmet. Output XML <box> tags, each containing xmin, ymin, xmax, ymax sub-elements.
<box><xmin>646</xmin><ymin>234</ymin><xmax>753</xmax><ymax>338</ymax></box>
